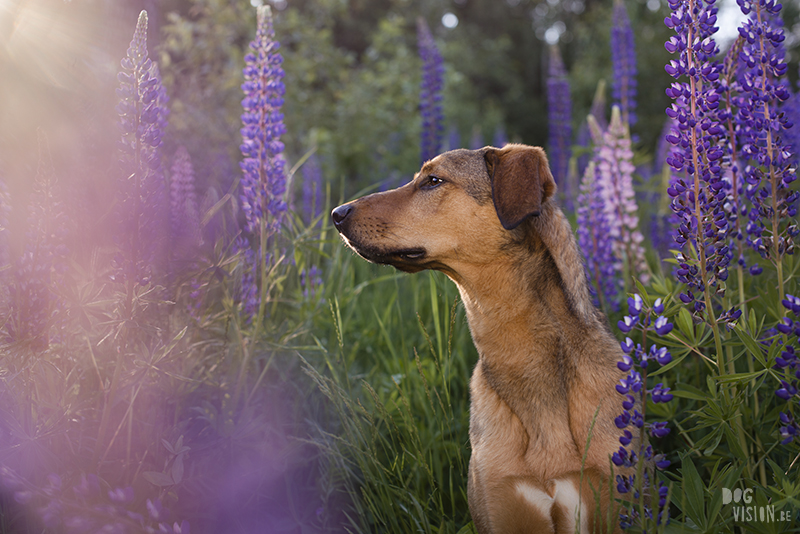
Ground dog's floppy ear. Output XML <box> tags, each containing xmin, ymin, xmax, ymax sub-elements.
<box><xmin>484</xmin><ymin>145</ymin><xmax>557</xmax><ymax>230</ymax></box>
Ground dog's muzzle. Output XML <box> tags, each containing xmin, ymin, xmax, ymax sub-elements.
<box><xmin>331</xmin><ymin>202</ymin><xmax>427</xmax><ymax>272</ymax></box>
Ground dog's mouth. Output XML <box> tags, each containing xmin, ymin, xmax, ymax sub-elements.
<box><xmin>341</xmin><ymin>237</ymin><xmax>428</xmax><ymax>272</ymax></box>
<box><xmin>359</xmin><ymin>246</ymin><xmax>427</xmax><ymax>265</ymax></box>
<box><xmin>393</xmin><ymin>248</ymin><xmax>426</xmax><ymax>261</ymax></box>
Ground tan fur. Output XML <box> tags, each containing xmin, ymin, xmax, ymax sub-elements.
<box><xmin>332</xmin><ymin>144</ymin><xmax>625</xmax><ymax>533</ymax></box>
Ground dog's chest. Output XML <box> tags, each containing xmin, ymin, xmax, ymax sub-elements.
<box><xmin>469</xmin><ymin>359</ymin><xmax>583</xmax><ymax>479</ymax></box>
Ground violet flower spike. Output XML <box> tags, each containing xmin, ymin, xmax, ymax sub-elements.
<box><xmin>240</xmin><ymin>4</ymin><xmax>288</xmax><ymax>237</ymax></box>
<box><xmin>774</xmin><ymin>296</ymin><xmax>800</xmax><ymax>443</ymax></box>
<box><xmin>301</xmin><ymin>153</ymin><xmax>324</xmax><ymax>225</ymax></box>
<box><xmin>170</xmin><ymin>146</ymin><xmax>201</xmax><ymax>250</ymax></box>
<box><xmin>239</xmin><ymin>5</ymin><xmax>288</xmax><ymax>321</ymax></box>
<box><xmin>116</xmin><ymin>10</ymin><xmax>168</xmax><ymax>286</ymax></box>
<box><xmin>613</xmin><ymin>293</ymin><xmax>672</xmax><ymax>530</ymax></box>
<box><xmin>588</xmin><ymin>107</ymin><xmax>648</xmax><ymax>285</ymax></box>
<box><xmin>417</xmin><ymin>17</ymin><xmax>445</xmax><ymax>165</ymax></box>
<box><xmin>577</xmin><ymin>161</ymin><xmax>621</xmax><ymax>311</ymax></box>
<box><xmin>664</xmin><ymin>0</ymin><xmax>731</xmax><ymax>317</ymax></box>
<box><xmin>734</xmin><ymin>0</ymin><xmax>797</xmax><ymax>301</ymax></box>
<box><xmin>7</xmin><ymin>132</ymin><xmax>69</xmax><ymax>349</ymax></box>
<box><xmin>547</xmin><ymin>45</ymin><xmax>573</xmax><ymax>208</ymax></box>
<box><xmin>610</xmin><ymin>0</ymin><xmax>638</xmax><ymax>126</ymax></box>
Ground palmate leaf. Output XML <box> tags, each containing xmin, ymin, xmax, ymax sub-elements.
<box><xmin>142</xmin><ymin>471</ymin><xmax>174</xmax><ymax>487</ymax></box>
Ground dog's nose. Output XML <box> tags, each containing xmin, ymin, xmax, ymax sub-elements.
<box><xmin>331</xmin><ymin>204</ymin><xmax>353</xmax><ymax>228</ymax></box>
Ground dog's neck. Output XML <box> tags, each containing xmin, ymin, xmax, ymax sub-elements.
<box><xmin>450</xmin><ymin>202</ymin><xmax>613</xmax><ymax>456</ymax></box>
<box><xmin>454</xmin><ymin>202</ymin><xmax>600</xmax><ymax>362</ymax></box>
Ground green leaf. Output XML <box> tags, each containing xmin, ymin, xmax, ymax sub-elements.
<box><xmin>142</xmin><ymin>471</ymin><xmax>174</xmax><ymax>487</ymax></box>
<box><xmin>172</xmin><ymin>454</ymin><xmax>184</xmax><ymax>484</ymax></box>
<box><xmin>672</xmin><ymin>383</ymin><xmax>707</xmax><ymax>401</ymax></box>
<box><xmin>676</xmin><ymin>307</ymin><xmax>695</xmax><ymax>341</ymax></box>
<box><xmin>723</xmin><ymin>425</ymin><xmax>747</xmax><ymax>460</ymax></box>
<box><xmin>633</xmin><ymin>279</ymin><xmax>649</xmax><ymax>301</ymax></box>
<box><xmin>715</xmin><ymin>370</ymin><xmax>766</xmax><ymax>384</ymax></box>
<box><xmin>161</xmin><ymin>438</ymin><xmax>176</xmax><ymax>455</ymax></box>
<box><xmin>701</xmin><ymin>430</ymin><xmax>723</xmax><ymax>456</ymax></box>
<box><xmin>733</xmin><ymin>324</ymin><xmax>768</xmax><ymax>368</ymax></box>
<box><xmin>650</xmin><ymin>352</ymin><xmax>688</xmax><ymax>377</ymax></box>
<box><xmin>681</xmin><ymin>456</ymin><xmax>707</xmax><ymax>528</ymax></box>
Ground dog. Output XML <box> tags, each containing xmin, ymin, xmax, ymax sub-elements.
<box><xmin>331</xmin><ymin>144</ymin><xmax>625</xmax><ymax>533</ymax></box>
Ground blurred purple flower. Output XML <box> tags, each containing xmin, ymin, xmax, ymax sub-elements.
<box><xmin>446</xmin><ymin>125</ymin><xmax>461</xmax><ymax>151</ymax></box>
<box><xmin>238</xmin><ymin>5</ymin><xmax>287</xmax><ymax>320</ymax></box>
<box><xmin>775</xmin><ymin>296</ymin><xmax>800</xmax><ymax>443</ymax></box>
<box><xmin>783</xmin><ymin>69</ymin><xmax>800</xmax><ymax>168</ymax></box>
<box><xmin>417</xmin><ymin>17</ymin><xmax>444</xmax><ymax>164</ymax></box>
<box><xmin>492</xmin><ymin>126</ymin><xmax>508</xmax><ymax>148</ymax></box>
<box><xmin>588</xmin><ymin>107</ymin><xmax>648</xmax><ymax>284</ymax></box>
<box><xmin>233</xmin><ymin>236</ymin><xmax>260</xmax><ymax>320</ymax></box>
<box><xmin>577</xmin><ymin>161</ymin><xmax>621</xmax><ymax>311</ymax></box>
<box><xmin>170</xmin><ymin>146</ymin><xmax>201</xmax><ymax>255</ymax></box>
<box><xmin>469</xmin><ymin>127</ymin><xmax>484</xmax><ymax>150</ymax></box>
<box><xmin>6</xmin><ymin>132</ymin><xmax>69</xmax><ymax>349</ymax></box>
<box><xmin>116</xmin><ymin>10</ymin><xmax>169</xmax><ymax>286</ymax></box>
<box><xmin>547</xmin><ymin>45</ymin><xmax>573</xmax><ymax>208</ymax></box>
<box><xmin>240</xmin><ymin>5</ymin><xmax>287</xmax><ymax>237</ymax></box>
<box><xmin>300</xmin><ymin>265</ymin><xmax>323</xmax><ymax>300</ymax></box>
<box><xmin>611</xmin><ymin>0</ymin><xmax>638</xmax><ymax>126</ymax></box>
<box><xmin>301</xmin><ymin>152</ymin><xmax>324</xmax><ymax>225</ymax></box>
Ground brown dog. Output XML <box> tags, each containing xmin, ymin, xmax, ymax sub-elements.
<box><xmin>331</xmin><ymin>144</ymin><xmax>625</xmax><ymax>533</ymax></box>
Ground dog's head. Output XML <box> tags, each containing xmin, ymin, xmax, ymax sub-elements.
<box><xmin>331</xmin><ymin>144</ymin><xmax>557</xmax><ymax>277</ymax></box>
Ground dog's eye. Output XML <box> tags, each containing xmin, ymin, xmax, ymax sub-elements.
<box><xmin>421</xmin><ymin>176</ymin><xmax>444</xmax><ymax>190</ymax></box>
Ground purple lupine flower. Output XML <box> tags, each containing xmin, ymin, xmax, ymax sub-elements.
<box><xmin>783</xmin><ymin>68</ymin><xmax>800</xmax><ymax>168</ymax></box>
<box><xmin>6</xmin><ymin>132</ymin><xmax>69</xmax><ymax>349</ymax></box>
<box><xmin>469</xmin><ymin>127</ymin><xmax>484</xmax><ymax>150</ymax></box>
<box><xmin>0</xmin><ymin>466</ymin><xmax>188</xmax><ymax>534</ymax></box>
<box><xmin>547</xmin><ymin>45</ymin><xmax>573</xmax><ymax>208</ymax></box>
<box><xmin>234</xmin><ymin>235</ymin><xmax>261</xmax><ymax>320</ymax></box>
<box><xmin>610</xmin><ymin>0</ymin><xmax>638</xmax><ymax>126</ymax></box>
<box><xmin>774</xmin><ymin>295</ymin><xmax>800</xmax><ymax>443</ymax></box>
<box><xmin>300</xmin><ymin>265</ymin><xmax>323</xmax><ymax>300</ymax></box>
<box><xmin>169</xmin><ymin>146</ymin><xmax>201</xmax><ymax>250</ymax></box>
<box><xmin>577</xmin><ymin>161</ymin><xmax>621</xmax><ymax>311</ymax></box>
<box><xmin>240</xmin><ymin>4</ymin><xmax>287</xmax><ymax>237</ymax></box>
<box><xmin>664</xmin><ymin>0</ymin><xmax>730</xmax><ymax>315</ymax></box>
<box><xmin>492</xmin><ymin>126</ymin><xmax>508</xmax><ymax>148</ymax></box>
<box><xmin>588</xmin><ymin>107</ymin><xmax>649</xmax><ymax>284</ymax></box>
<box><xmin>613</xmin><ymin>294</ymin><xmax>673</xmax><ymax>530</ymax></box>
<box><xmin>417</xmin><ymin>17</ymin><xmax>444</xmax><ymax>164</ymax></box>
<box><xmin>717</xmin><ymin>37</ymin><xmax>750</xmax><ymax>278</ymax></box>
<box><xmin>116</xmin><ymin>10</ymin><xmax>168</xmax><ymax>286</ymax></box>
<box><xmin>446</xmin><ymin>125</ymin><xmax>461</xmax><ymax>151</ymax></box>
<box><xmin>239</xmin><ymin>5</ymin><xmax>287</xmax><ymax>320</ymax></box>
<box><xmin>735</xmin><ymin>1</ymin><xmax>797</xmax><ymax>297</ymax></box>
<box><xmin>301</xmin><ymin>152</ymin><xmax>324</xmax><ymax>225</ymax></box>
